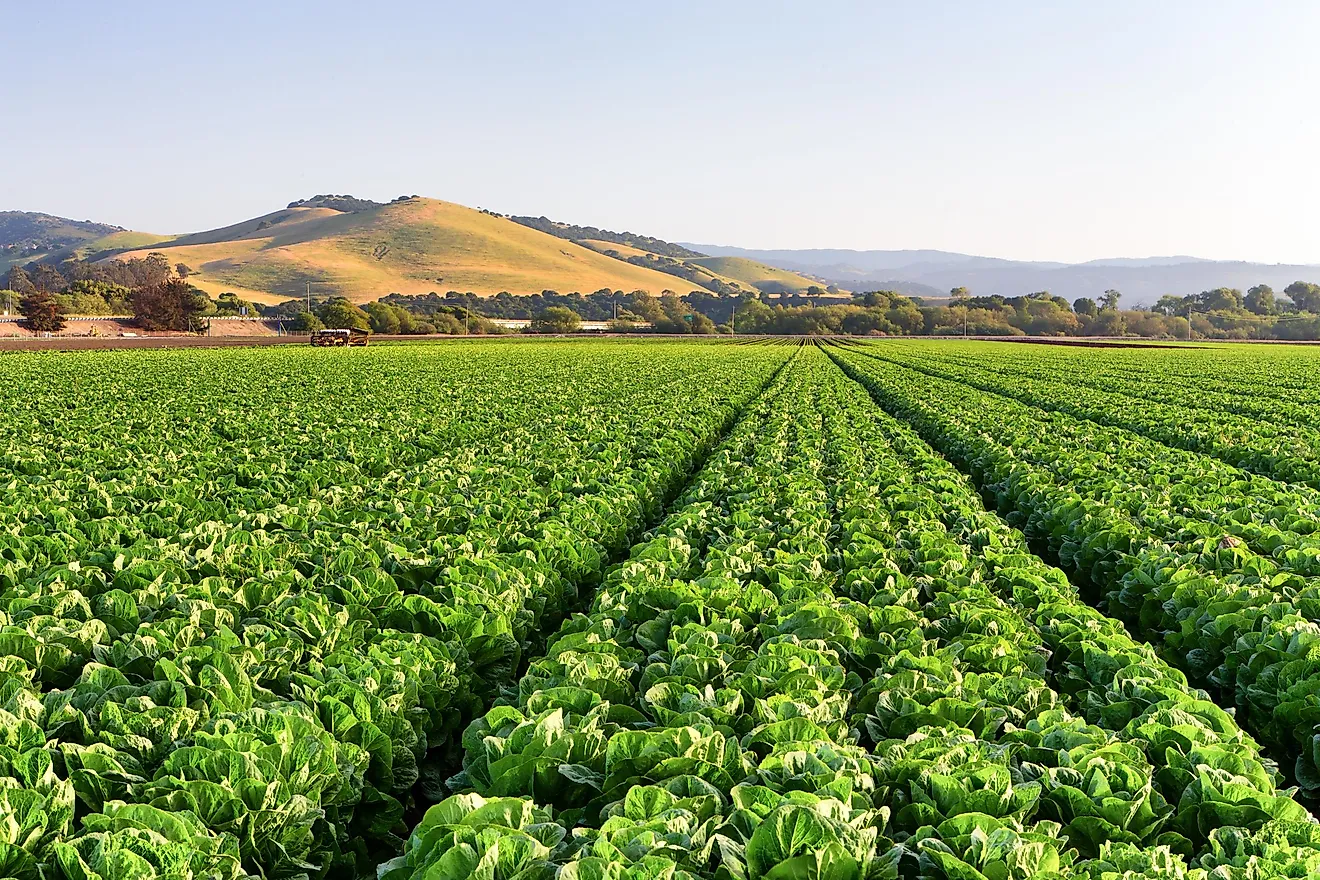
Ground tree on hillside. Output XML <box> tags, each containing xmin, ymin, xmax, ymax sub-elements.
<box><xmin>175</xmin><ymin>263</ymin><xmax>193</xmax><ymax>279</ymax></box>
<box><xmin>530</xmin><ymin>306</ymin><xmax>581</xmax><ymax>334</ymax></box>
<box><xmin>1072</xmin><ymin>297</ymin><xmax>1098</xmax><ymax>317</ymax></box>
<box><xmin>31</xmin><ymin>264</ymin><xmax>68</xmax><ymax>293</ymax></box>
<box><xmin>20</xmin><ymin>291</ymin><xmax>66</xmax><ymax>332</ymax></box>
<box><xmin>316</xmin><ymin>298</ymin><xmax>370</xmax><ymax>330</ymax></box>
<box><xmin>133</xmin><ymin>278</ymin><xmax>208</xmax><ymax>331</ymax></box>
<box><xmin>1099</xmin><ymin>289</ymin><xmax>1122</xmax><ymax>311</ymax></box>
<box><xmin>1245</xmin><ymin>285</ymin><xmax>1276</xmax><ymax>315</ymax></box>
<box><xmin>143</xmin><ymin>253</ymin><xmax>173</xmax><ymax>279</ymax></box>
<box><xmin>4</xmin><ymin>266</ymin><xmax>36</xmax><ymax>295</ymax></box>
<box><xmin>1284</xmin><ymin>281</ymin><xmax>1320</xmax><ymax>313</ymax></box>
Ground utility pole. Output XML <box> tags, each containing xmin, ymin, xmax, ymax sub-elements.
<box><xmin>1187</xmin><ymin>304</ymin><xmax>1193</xmax><ymax>342</ymax></box>
<box><xmin>304</xmin><ymin>280</ymin><xmax>336</xmax><ymax>320</ymax></box>
<box><xmin>464</xmin><ymin>309</ymin><xmax>470</xmax><ymax>335</ymax></box>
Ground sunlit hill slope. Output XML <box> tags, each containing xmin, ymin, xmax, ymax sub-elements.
<box><xmin>111</xmin><ymin>197</ymin><xmax>701</xmax><ymax>305</ymax></box>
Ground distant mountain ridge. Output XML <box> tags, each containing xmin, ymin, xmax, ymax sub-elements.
<box><xmin>0</xmin><ymin>211</ymin><xmax>173</xmax><ymax>272</ymax></box>
<box><xmin>680</xmin><ymin>244</ymin><xmax>1317</xmax><ymax>305</ymax></box>
<box><xmin>0</xmin><ymin>211</ymin><xmax>125</xmax><ymax>250</ymax></box>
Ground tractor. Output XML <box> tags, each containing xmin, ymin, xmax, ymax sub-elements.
<box><xmin>310</xmin><ymin>327</ymin><xmax>369</xmax><ymax>347</ymax></box>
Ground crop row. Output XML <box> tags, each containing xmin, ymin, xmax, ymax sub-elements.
<box><xmin>831</xmin><ymin>344</ymin><xmax>1320</xmax><ymax>800</ymax></box>
<box><xmin>858</xmin><ymin>340</ymin><xmax>1320</xmax><ymax>488</ymax></box>
<box><xmin>843</xmin><ymin>343</ymin><xmax>1320</xmax><ymax>587</ymax></box>
<box><xmin>0</xmin><ymin>343</ymin><xmax>792</xmax><ymax>878</ymax></box>
<box><xmin>384</xmin><ymin>347</ymin><xmax>1320</xmax><ymax>880</ymax></box>
<box><xmin>890</xmin><ymin>341</ymin><xmax>1320</xmax><ymax>430</ymax></box>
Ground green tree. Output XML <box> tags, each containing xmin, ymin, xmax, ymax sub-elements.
<box><xmin>530</xmin><ymin>306</ymin><xmax>581</xmax><ymax>333</ymax></box>
<box><xmin>317</xmin><ymin>298</ymin><xmax>371</xmax><ymax>330</ymax></box>
<box><xmin>19</xmin><ymin>290</ymin><xmax>67</xmax><ymax>332</ymax></box>
<box><xmin>1199</xmin><ymin>287</ymin><xmax>1244</xmax><ymax>312</ymax></box>
<box><xmin>690</xmin><ymin>311</ymin><xmax>716</xmax><ymax>334</ymax></box>
<box><xmin>1024</xmin><ymin>298</ymin><xmax>1080</xmax><ymax>335</ymax></box>
<box><xmin>1072</xmin><ymin>297</ymin><xmax>1098</xmax><ymax>317</ymax></box>
<box><xmin>1245</xmin><ymin>285</ymin><xmax>1276</xmax><ymax>315</ymax></box>
<box><xmin>1152</xmin><ymin>295</ymin><xmax>1188</xmax><ymax>316</ymax></box>
<box><xmin>289</xmin><ymin>311</ymin><xmax>325</xmax><ymax>332</ymax></box>
<box><xmin>213</xmin><ymin>292</ymin><xmax>257</xmax><ymax>316</ymax></box>
<box><xmin>1284</xmin><ymin>281</ymin><xmax>1320</xmax><ymax>312</ymax></box>
<box><xmin>886</xmin><ymin>298</ymin><xmax>925</xmax><ymax>334</ymax></box>
<box><xmin>363</xmin><ymin>301</ymin><xmax>402</xmax><ymax>334</ymax></box>
<box><xmin>1086</xmin><ymin>309</ymin><xmax>1127</xmax><ymax>336</ymax></box>
<box><xmin>430</xmin><ymin>312</ymin><xmax>465</xmax><ymax>335</ymax></box>
<box><xmin>626</xmin><ymin>291</ymin><xmax>666</xmax><ymax>324</ymax></box>
<box><xmin>1099</xmin><ymin>289</ymin><xmax>1122</xmax><ymax>311</ymax></box>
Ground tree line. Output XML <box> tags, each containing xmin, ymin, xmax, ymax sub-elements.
<box><xmin>2</xmin><ymin>256</ymin><xmax>260</xmax><ymax>332</ymax></box>
<box><xmin>362</xmin><ymin>284</ymin><xmax>1320</xmax><ymax>338</ymax></box>
<box><xmin>730</xmin><ymin>285</ymin><xmax>1320</xmax><ymax>338</ymax></box>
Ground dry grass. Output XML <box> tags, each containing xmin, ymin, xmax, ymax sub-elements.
<box><xmin>110</xmin><ymin>199</ymin><xmax>698</xmax><ymax>303</ymax></box>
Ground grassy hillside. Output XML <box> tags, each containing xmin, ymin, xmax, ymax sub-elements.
<box><xmin>578</xmin><ymin>239</ymin><xmax>832</xmax><ymax>297</ymax></box>
<box><xmin>74</xmin><ymin>230</ymin><xmax>175</xmax><ymax>257</ymax></box>
<box><xmin>686</xmin><ymin>256</ymin><xmax>830</xmax><ymax>294</ymax></box>
<box><xmin>111</xmin><ymin>199</ymin><xmax>695</xmax><ymax>304</ymax></box>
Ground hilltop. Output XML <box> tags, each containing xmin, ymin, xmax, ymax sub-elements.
<box><xmin>110</xmin><ymin>197</ymin><xmax>699</xmax><ymax>304</ymax></box>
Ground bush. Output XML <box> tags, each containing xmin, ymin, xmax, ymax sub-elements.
<box><xmin>530</xmin><ymin>306</ymin><xmax>581</xmax><ymax>334</ymax></box>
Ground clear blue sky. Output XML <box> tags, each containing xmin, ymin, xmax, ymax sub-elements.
<box><xmin>3</xmin><ymin>1</ymin><xmax>1317</xmax><ymax>264</ymax></box>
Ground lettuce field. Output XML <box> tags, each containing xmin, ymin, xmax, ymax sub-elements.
<box><xmin>4</xmin><ymin>338</ymin><xmax>1320</xmax><ymax>880</ymax></box>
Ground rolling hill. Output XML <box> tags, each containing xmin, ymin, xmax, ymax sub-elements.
<box><xmin>109</xmin><ymin>197</ymin><xmax>706</xmax><ymax>304</ymax></box>
<box><xmin>684</xmin><ymin>256</ymin><xmax>833</xmax><ymax>295</ymax></box>
<box><xmin>0</xmin><ymin>212</ymin><xmax>174</xmax><ymax>271</ymax></box>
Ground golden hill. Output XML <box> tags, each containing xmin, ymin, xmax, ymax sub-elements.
<box><xmin>110</xmin><ymin>198</ymin><xmax>703</xmax><ymax>305</ymax></box>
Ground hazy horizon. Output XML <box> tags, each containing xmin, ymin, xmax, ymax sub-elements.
<box><xmin>3</xmin><ymin>1</ymin><xmax>1317</xmax><ymax>265</ymax></box>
